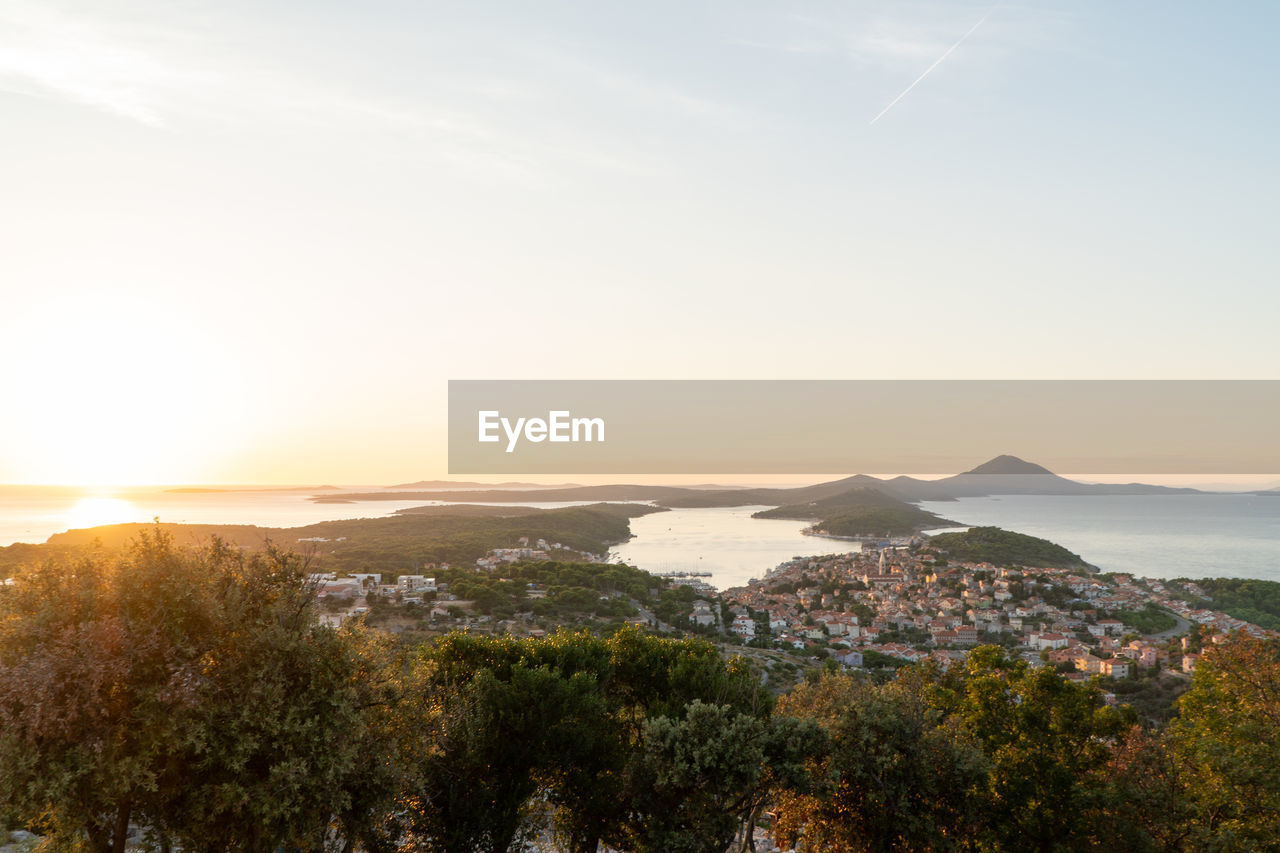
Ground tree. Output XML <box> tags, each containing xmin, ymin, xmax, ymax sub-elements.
<box><xmin>401</xmin><ymin>664</ymin><xmax>610</xmax><ymax>853</ymax></box>
<box><xmin>1169</xmin><ymin>634</ymin><xmax>1280</xmax><ymax>851</ymax></box>
<box><xmin>0</xmin><ymin>533</ymin><xmax>219</xmax><ymax>851</ymax></box>
<box><xmin>617</xmin><ymin>701</ymin><xmax>824</xmax><ymax>853</ymax></box>
<box><xmin>772</xmin><ymin>669</ymin><xmax>985</xmax><ymax>852</ymax></box>
<box><xmin>326</xmin><ymin>626</ymin><xmax>411</xmax><ymax>853</ymax></box>
<box><xmin>153</xmin><ymin>609</ymin><xmax>385</xmax><ymax>852</ymax></box>
<box><xmin>0</xmin><ymin>532</ymin><xmax>383</xmax><ymax>853</ymax></box>
<box><xmin>942</xmin><ymin>646</ymin><xmax>1132</xmax><ymax>852</ymax></box>
<box><xmin>1090</xmin><ymin>725</ymin><xmax>1197</xmax><ymax>853</ymax></box>
<box><xmin>398</xmin><ymin>628</ymin><xmax>774</xmax><ymax>852</ymax></box>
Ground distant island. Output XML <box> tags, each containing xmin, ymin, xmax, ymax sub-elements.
<box><xmin>167</xmin><ymin>485</ymin><xmax>341</xmax><ymax>493</ymax></box>
<box><xmin>752</xmin><ymin>487</ymin><xmax>958</xmax><ymax>537</ymax></box>
<box><xmin>317</xmin><ymin>455</ymin><xmax>1207</xmax><ymax>508</ymax></box>
<box><xmin>387</xmin><ymin>479</ymin><xmax>582</xmax><ymax>490</ymax></box>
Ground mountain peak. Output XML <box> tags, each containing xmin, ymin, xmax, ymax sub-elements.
<box><xmin>964</xmin><ymin>455</ymin><xmax>1056</xmax><ymax>476</ymax></box>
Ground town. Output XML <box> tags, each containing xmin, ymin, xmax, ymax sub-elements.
<box><xmin>715</xmin><ymin>539</ymin><xmax>1268</xmax><ymax>679</ymax></box>
<box><xmin>307</xmin><ymin>530</ymin><xmax>1273</xmax><ymax>697</ymax></box>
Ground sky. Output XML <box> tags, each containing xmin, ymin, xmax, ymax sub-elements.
<box><xmin>1</xmin><ymin>1</ymin><xmax>1278</xmax><ymax>485</ymax></box>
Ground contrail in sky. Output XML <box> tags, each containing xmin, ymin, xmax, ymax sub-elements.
<box><xmin>870</xmin><ymin>5</ymin><xmax>999</xmax><ymax>125</ymax></box>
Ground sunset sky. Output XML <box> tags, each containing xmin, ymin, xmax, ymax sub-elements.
<box><xmin>2</xmin><ymin>1</ymin><xmax>1277</xmax><ymax>484</ymax></box>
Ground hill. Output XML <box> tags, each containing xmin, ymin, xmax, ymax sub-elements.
<box><xmin>1175</xmin><ymin>577</ymin><xmax>1280</xmax><ymax>631</ymax></box>
<box><xmin>964</xmin><ymin>455</ymin><xmax>1057</xmax><ymax>475</ymax></box>
<box><xmin>658</xmin><ymin>456</ymin><xmax>1203</xmax><ymax>505</ymax></box>
<box><xmin>872</xmin><ymin>457</ymin><xmax>1202</xmax><ymax>501</ymax></box>
<box><xmin>752</xmin><ymin>486</ymin><xmax>929</xmax><ymax>519</ymax></box>
<box><xmin>751</xmin><ymin>487</ymin><xmax>957</xmax><ymax>536</ymax></box>
<box><xmin>811</xmin><ymin>506</ymin><xmax>955</xmax><ymax>538</ymax></box>
<box><xmin>752</xmin><ymin>484</ymin><xmax>957</xmax><ymax>537</ymax></box>
<box><xmin>925</xmin><ymin>526</ymin><xmax>1090</xmax><ymax>569</ymax></box>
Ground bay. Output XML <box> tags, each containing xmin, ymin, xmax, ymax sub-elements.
<box><xmin>611</xmin><ymin>506</ymin><xmax>860</xmax><ymax>591</ymax></box>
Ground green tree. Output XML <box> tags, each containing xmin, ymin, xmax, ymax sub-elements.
<box><xmin>621</xmin><ymin>701</ymin><xmax>824</xmax><ymax>853</ymax></box>
<box><xmin>1169</xmin><ymin>634</ymin><xmax>1280</xmax><ymax>851</ymax></box>
<box><xmin>401</xmin><ymin>628</ymin><xmax>768</xmax><ymax>852</ymax></box>
<box><xmin>0</xmin><ymin>532</ymin><xmax>382</xmax><ymax>853</ymax></box>
<box><xmin>773</xmin><ymin>669</ymin><xmax>985</xmax><ymax>852</ymax></box>
<box><xmin>943</xmin><ymin>646</ymin><xmax>1132</xmax><ymax>852</ymax></box>
<box><xmin>1090</xmin><ymin>725</ymin><xmax>1197</xmax><ymax>853</ymax></box>
<box><xmin>154</xmin><ymin>613</ymin><xmax>377</xmax><ymax>853</ymax></box>
<box><xmin>401</xmin><ymin>663</ymin><xmax>610</xmax><ymax>853</ymax></box>
<box><xmin>0</xmin><ymin>533</ymin><xmax>234</xmax><ymax>851</ymax></box>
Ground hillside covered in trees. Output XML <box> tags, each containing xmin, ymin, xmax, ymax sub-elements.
<box><xmin>926</xmin><ymin>525</ymin><xmax>1091</xmax><ymax>569</ymax></box>
<box><xmin>0</xmin><ymin>503</ymin><xmax>663</xmax><ymax>579</ymax></box>
<box><xmin>752</xmin><ymin>487</ymin><xmax>956</xmax><ymax>538</ymax></box>
<box><xmin>1178</xmin><ymin>577</ymin><xmax>1280</xmax><ymax>631</ymax></box>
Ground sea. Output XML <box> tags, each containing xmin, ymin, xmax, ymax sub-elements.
<box><xmin>917</xmin><ymin>494</ymin><xmax>1280</xmax><ymax>583</ymax></box>
<box><xmin>0</xmin><ymin>486</ymin><xmax>438</xmax><ymax>546</ymax></box>
<box><xmin>1</xmin><ymin>488</ymin><xmax>1276</xmax><ymax>591</ymax></box>
<box><xmin>0</xmin><ymin>486</ymin><xmax>624</xmax><ymax>547</ymax></box>
<box><xmin>610</xmin><ymin>506</ymin><xmax>858</xmax><ymax>591</ymax></box>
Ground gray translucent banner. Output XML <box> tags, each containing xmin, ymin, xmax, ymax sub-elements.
<box><xmin>448</xmin><ymin>380</ymin><xmax>1280</xmax><ymax>474</ymax></box>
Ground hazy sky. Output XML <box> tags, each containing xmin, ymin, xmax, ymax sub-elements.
<box><xmin>2</xmin><ymin>1</ymin><xmax>1277</xmax><ymax>484</ymax></box>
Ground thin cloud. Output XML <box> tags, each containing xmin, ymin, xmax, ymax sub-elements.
<box><xmin>0</xmin><ymin>2</ymin><xmax>176</xmax><ymax>125</ymax></box>
<box><xmin>0</xmin><ymin>2</ymin><xmax>574</xmax><ymax>187</ymax></box>
<box><xmin>0</xmin><ymin>3</ymin><xmax>735</xmax><ymax>188</ymax></box>
<box><xmin>870</xmin><ymin>5</ymin><xmax>999</xmax><ymax>124</ymax></box>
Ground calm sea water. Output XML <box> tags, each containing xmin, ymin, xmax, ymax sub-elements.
<box><xmin>0</xmin><ymin>487</ymin><xmax>441</xmax><ymax>546</ymax></box>
<box><xmin>0</xmin><ymin>487</ymin><xmax>638</xmax><ymax>548</ymax></box>
<box><xmin>613</xmin><ymin>496</ymin><xmax>1280</xmax><ymax>589</ymax></box>
<box><xmin>611</xmin><ymin>506</ymin><xmax>859</xmax><ymax>590</ymax></box>
<box><xmin>918</xmin><ymin>494</ymin><xmax>1280</xmax><ymax>582</ymax></box>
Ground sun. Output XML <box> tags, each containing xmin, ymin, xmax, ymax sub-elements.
<box><xmin>1</xmin><ymin>294</ymin><xmax>247</xmax><ymax>485</ymax></box>
<box><xmin>65</xmin><ymin>496</ymin><xmax>143</xmax><ymax>530</ymax></box>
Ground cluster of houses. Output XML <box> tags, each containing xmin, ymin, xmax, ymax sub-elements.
<box><xmin>312</xmin><ymin>570</ymin><xmax>442</xmax><ymax>602</ymax></box>
<box><xmin>313</xmin><ymin>568</ymin><xmax>481</xmax><ymax>629</ymax></box>
<box><xmin>302</xmin><ymin>533</ymin><xmax>1275</xmax><ymax>679</ymax></box>
<box><xmin>474</xmin><ymin>538</ymin><xmax>607</xmax><ymax>570</ymax></box>
<box><xmin>719</xmin><ymin>545</ymin><xmax>1275</xmax><ymax>674</ymax></box>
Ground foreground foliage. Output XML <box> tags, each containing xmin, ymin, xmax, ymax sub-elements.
<box><xmin>3</xmin><ymin>536</ymin><xmax>1280</xmax><ymax>852</ymax></box>
<box><xmin>0</xmin><ymin>533</ymin><xmax>396</xmax><ymax>853</ymax></box>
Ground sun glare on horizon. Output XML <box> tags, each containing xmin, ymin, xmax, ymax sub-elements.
<box><xmin>64</xmin><ymin>496</ymin><xmax>143</xmax><ymax>530</ymax></box>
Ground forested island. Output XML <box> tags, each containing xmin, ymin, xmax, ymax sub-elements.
<box><xmin>751</xmin><ymin>487</ymin><xmax>956</xmax><ymax>537</ymax></box>
<box><xmin>0</xmin><ymin>503</ymin><xmax>664</xmax><ymax>578</ymax></box>
<box><xmin>926</xmin><ymin>525</ymin><xmax>1091</xmax><ymax>569</ymax></box>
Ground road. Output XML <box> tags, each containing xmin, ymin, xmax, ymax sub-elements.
<box><xmin>626</xmin><ymin>596</ymin><xmax>674</xmax><ymax>632</ymax></box>
<box><xmin>1144</xmin><ymin>607</ymin><xmax>1191</xmax><ymax>641</ymax></box>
